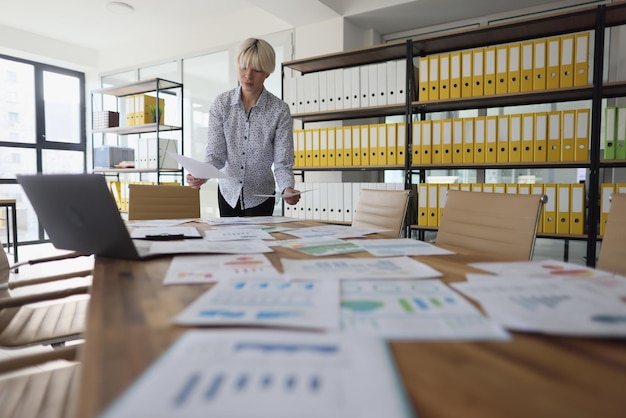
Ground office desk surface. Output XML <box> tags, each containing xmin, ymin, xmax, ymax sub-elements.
<box><xmin>76</xmin><ymin>220</ymin><xmax>626</xmax><ymax>418</ymax></box>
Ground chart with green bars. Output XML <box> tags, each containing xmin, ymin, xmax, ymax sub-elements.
<box><xmin>340</xmin><ymin>279</ymin><xmax>510</xmax><ymax>341</ymax></box>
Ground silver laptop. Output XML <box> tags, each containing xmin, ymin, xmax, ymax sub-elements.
<box><xmin>17</xmin><ymin>174</ymin><xmax>155</xmax><ymax>260</ymax></box>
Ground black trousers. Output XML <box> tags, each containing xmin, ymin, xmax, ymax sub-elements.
<box><xmin>218</xmin><ymin>188</ymin><xmax>276</xmax><ymax>217</ymax></box>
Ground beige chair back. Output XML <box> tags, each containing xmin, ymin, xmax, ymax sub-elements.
<box><xmin>436</xmin><ymin>190</ymin><xmax>545</xmax><ymax>260</ymax></box>
<box><xmin>128</xmin><ymin>184</ymin><xmax>200</xmax><ymax>221</ymax></box>
<box><xmin>597</xmin><ymin>193</ymin><xmax>626</xmax><ymax>275</ymax></box>
<box><xmin>352</xmin><ymin>189</ymin><xmax>411</xmax><ymax>236</ymax></box>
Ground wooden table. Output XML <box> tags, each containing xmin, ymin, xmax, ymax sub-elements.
<box><xmin>76</xmin><ymin>220</ymin><xmax>626</xmax><ymax>418</ymax></box>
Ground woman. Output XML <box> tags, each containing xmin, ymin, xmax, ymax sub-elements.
<box><xmin>187</xmin><ymin>37</ymin><xmax>300</xmax><ymax>216</ymax></box>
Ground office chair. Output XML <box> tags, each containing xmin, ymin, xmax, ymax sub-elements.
<box><xmin>352</xmin><ymin>188</ymin><xmax>412</xmax><ymax>236</ymax></box>
<box><xmin>0</xmin><ymin>344</ymin><xmax>81</xmax><ymax>418</ymax></box>
<box><xmin>436</xmin><ymin>189</ymin><xmax>546</xmax><ymax>260</ymax></box>
<box><xmin>127</xmin><ymin>184</ymin><xmax>201</xmax><ymax>221</ymax></box>
<box><xmin>0</xmin><ymin>243</ymin><xmax>92</xmax><ymax>348</ymax></box>
<box><xmin>597</xmin><ymin>193</ymin><xmax>626</xmax><ymax>276</ymax></box>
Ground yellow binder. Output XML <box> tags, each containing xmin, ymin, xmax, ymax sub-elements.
<box><xmin>547</xmin><ymin>36</ymin><xmax>561</xmax><ymax>90</ymax></box>
<box><xmin>506</xmin><ymin>184</ymin><xmax>518</xmax><ymax>194</ymax></box>
<box><xmin>521</xmin><ymin>113</ymin><xmax>534</xmax><ymax>163</ymax></box>
<box><xmin>385</xmin><ymin>123</ymin><xmax>397</xmax><ymax>166</ymax></box>
<box><xmin>342</xmin><ymin>126</ymin><xmax>352</xmax><ymax>166</ymax></box>
<box><xmin>295</xmin><ymin>129</ymin><xmax>306</xmax><ymax>168</ymax></box>
<box><xmin>509</xmin><ymin>113</ymin><xmax>522</xmax><ymax>163</ymax></box>
<box><xmin>305</xmin><ymin>129</ymin><xmax>313</xmax><ymax>167</ymax></box>
<box><xmin>351</xmin><ymin>125</ymin><xmax>362</xmax><ymax>167</ymax></box>
<box><xmin>561</xmin><ymin>109</ymin><xmax>576</xmax><ymax>162</ymax></box>
<box><xmin>427</xmin><ymin>183</ymin><xmax>439</xmax><ymax>227</ymax></box>
<box><xmin>575</xmin><ymin>108</ymin><xmax>590</xmax><ymax>162</ymax></box>
<box><xmin>484</xmin><ymin>47</ymin><xmax>496</xmax><ymax>96</ymax></box>
<box><xmin>463</xmin><ymin>117</ymin><xmax>474</xmax><ymax>164</ymax></box>
<box><xmin>485</xmin><ymin>115</ymin><xmax>498</xmax><ymax>163</ymax></box>
<box><xmin>428</xmin><ymin>54</ymin><xmax>439</xmax><ymax>101</ymax></box>
<box><xmin>461</xmin><ymin>50</ymin><xmax>473</xmax><ymax>98</ymax></box>
<box><xmin>312</xmin><ymin>128</ymin><xmax>321</xmax><ymax>167</ymax></box>
<box><xmin>556</xmin><ymin>184</ymin><xmax>571</xmax><ymax>235</ymax></box>
<box><xmin>358</xmin><ymin>125</ymin><xmax>368</xmax><ymax>166</ymax></box>
<box><xmin>335</xmin><ymin>125</ymin><xmax>344</xmax><ymax>166</ymax></box>
<box><xmin>412</xmin><ymin>120</ymin><xmax>421</xmax><ymax>165</ymax></box>
<box><xmin>418</xmin><ymin>183</ymin><xmax>428</xmax><ymax>226</ymax></box>
<box><xmin>419</xmin><ymin>56</ymin><xmax>429</xmax><ymax>101</ymax></box>
<box><xmin>439</xmin><ymin>53</ymin><xmax>450</xmax><ymax>100</ymax></box>
<box><xmin>452</xmin><ymin>118</ymin><xmax>464</xmax><ymax>164</ymax></box>
<box><xmin>421</xmin><ymin>120</ymin><xmax>432</xmax><ymax>165</ymax></box>
<box><xmin>438</xmin><ymin>184</ymin><xmax>449</xmax><ymax>226</ymax></box>
<box><xmin>368</xmin><ymin>124</ymin><xmax>378</xmax><ymax>166</ymax></box>
<box><xmin>319</xmin><ymin>128</ymin><xmax>328</xmax><ymax>167</ymax></box>
<box><xmin>534</xmin><ymin>112</ymin><xmax>548</xmax><ymax>162</ymax></box>
<box><xmin>431</xmin><ymin>120</ymin><xmax>442</xmax><ymax>165</ymax></box>
<box><xmin>396</xmin><ymin>121</ymin><xmax>406</xmax><ymax>166</ymax></box>
<box><xmin>543</xmin><ymin>184</ymin><xmax>557</xmax><ymax>234</ymax></box>
<box><xmin>450</xmin><ymin>52</ymin><xmax>462</xmax><ymax>99</ymax></box>
<box><xmin>374</xmin><ymin>124</ymin><xmax>386</xmax><ymax>166</ymax></box>
<box><xmin>474</xmin><ymin>116</ymin><xmax>486</xmax><ymax>164</ymax></box>
<box><xmin>574</xmin><ymin>32</ymin><xmax>590</xmax><ymax>86</ymax></box>
<box><xmin>508</xmin><ymin>43</ymin><xmax>521</xmax><ymax>94</ymax></box>
<box><xmin>559</xmin><ymin>34</ymin><xmax>575</xmax><ymax>89</ymax></box>
<box><xmin>441</xmin><ymin>119</ymin><xmax>453</xmax><ymax>164</ymax></box>
<box><xmin>472</xmin><ymin>48</ymin><xmax>484</xmax><ymax>97</ymax></box>
<box><xmin>533</xmin><ymin>39</ymin><xmax>547</xmax><ymax>91</ymax></box>
<box><xmin>600</xmin><ymin>183</ymin><xmax>615</xmax><ymax>236</ymax></box>
<box><xmin>497</xmin><ymin>114</ymin><xmax>510</xmax><ymax>163</ymax></box>
<box><xmin>496</xmin><ymin>45</ymin><xmax>508</xmax><ymax>95</ymax></box>
<box><xmin>547</xmin><ymin>111</ymin><xmax>562</xmax><ymax>162</ymax></box>
<box><xmin>570</xmin><ymin>183</ymin><xmax>585</xmax><ymax>235</ymax></box>
<box><xmin>521</xmin><ymin>41</ymin><xmax>534</xmax><ymax>92</ymax></box>
<box><xmin>327</xmin><ymin>127</ymin><xmax>336</xmax><ymax>167</ymax></box>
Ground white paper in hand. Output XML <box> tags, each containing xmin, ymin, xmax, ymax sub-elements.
<box><xmin>167</xmin><ymin>151</ymin><xmax>228</xmax><ymax>179</ymax></box>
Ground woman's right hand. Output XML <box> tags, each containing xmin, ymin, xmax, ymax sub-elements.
<box><xmin>186</xmin><ymin>174</ymin><xmax>208</xmax><ymax>189</ymax></box>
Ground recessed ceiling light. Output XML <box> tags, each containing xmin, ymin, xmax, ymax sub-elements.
<box><xmin>106</xmin><ymin>1</ymin><xmax>134</xmax><ymax>15</ymax></box>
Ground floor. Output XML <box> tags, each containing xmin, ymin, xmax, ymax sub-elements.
<box><xmin>0</xmin><ymin>243</ymin><xmax>94</xmax><ymax>379</ymax></box>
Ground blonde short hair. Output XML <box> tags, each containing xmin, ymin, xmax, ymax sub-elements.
<box><xmin>235</xmin><ymin>38</ymin><xmax>276</xmax><ymax>74</ymax></box>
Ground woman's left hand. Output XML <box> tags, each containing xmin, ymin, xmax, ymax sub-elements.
<box><xmin>282</xmin><ymin>187</ymin><xmax>301</xmax><ymax>205</ymax></box>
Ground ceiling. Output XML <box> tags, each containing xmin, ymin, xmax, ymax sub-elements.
<box><xmin>0</xmin><ymin>0</ymin><xmax>598</xmax><ymax>54</ymax></box>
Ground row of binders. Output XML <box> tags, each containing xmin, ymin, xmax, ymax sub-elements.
<box><xmin>285</xmin><ymin>182</ymin><xmax>415</xmax><ymax>224</ymax></box>
<box><xmin>419</xmin><ymin>32</ymin><xmax>590</xmax><ymax>101</ymax></box>
<box><xmin>284</xmin><ymin>60</ymin><xmax>413</xmax><ymax>114</ymax></box>
<box><xmin>293</xmin><ymin>122</ymin><xmax>407</xmax><ymax>168</ymax></box>
<box><xmin>600</xmin><ymin>184</ymin><xmax>626</xmax><ymax>236</ymax></box>
<box><xmin>604</xmin><ymin>106</ymin><xmax>626</xmax><ymax>160</ymax></box>
<box><xmin>417</xmin><ymin>183</ymin><xmax>586</xmax><ymax>236</ymax></box>
<box><xmin>413</xmin><ymin>109</ymin><xmax>590</xmax><ymax>165</ymax></box>
<box><xmin>123</xmin><ymin>94</ymin><xmax>164</xmax><ymax>127</ymax></box>
<box><xmin>107</xmin><ymin>180</ymin><xmax>179</xmax><ymax>212</ymax></box>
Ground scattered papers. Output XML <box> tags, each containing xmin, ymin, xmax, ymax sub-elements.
<box><xmin>203</xmin><ymin>216</ymin><xmax>300</xmax><ymax>225</ymax></box>
<box><xmin>167</xmin><ymin>152</ymin><xmax>228</xmax><ymax>179</ymax></box>
<box><xmin>284</xmin><ymin>225</ymin><xmax>389</xmax><ymax>239</ymax></box>
<box><xmin>148</xmin><ymin>240</ymin><xmax>273</xmax><ymax>256</ymax></box>
<box><xmin>131</xmin><ymin>226</ymin><xmax>202</xmax><ymax>240</ymax></box>
<box><xmin>452</xmin><ymin>276</ymin><xmax>626</xmax><ymax>337</ymax></box>
<box><xmin>468</xmin><ymin>259</ymin><xmax>615</xmax><ymax>279</ymax></box>
<box><xmin>282</xmin><ymin>257</ymin><xmax>442</xmax><ymax>281</ymax></box>
<box><xmin>340</xmin><ymin>280</ymin><xmax>509</xmax><ymax>340</ymax></box>
<box><xmin>274</xmin><ymin>238</ymin><xmax>365</xmax><ymax>256</ymax></box>
<box><xmin>203</xmin><ymin>228</ymin><xmax>275</xmax><ymax>242</ymax></box>
<box><xmin>163</xmin><ymin>254</ymin><xmax>282</xmax><ymax>285</ymax></box>
<box><xmin>173</xmin><ymin>279</ymin><xmax>339</xmax><ymax>330</ymax></box>
<box><xmin>347</xmin><ymin>239</ymin><xmax>455</xmax><ymax>257</ymax></box>
<box><xmin>99</xmin><ymin>330</ymin><xmax>414</xmax><ymax>418</ymax></box>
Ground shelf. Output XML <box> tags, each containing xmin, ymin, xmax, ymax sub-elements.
<box><xmin>92</xmin><ymin>78</ymin><xmax>182</xmax><ymax>97</ymax></box>
<box><xmin>600</xmin><ymin>159</ymin><xmax>626</xmax><ymax>168</ymax></box>
<box><xmin>605</xmin><ymin>1</ymin><xmax>626</xmax><ymax>27</ymax></box>
<box><xmin>602</xmin><ymin>80</ymin><xmax>626</xmax><ymax>99</ymax></box>
<box><xmin>294</xmin><ymin>165</ymin><xmax>405</xmax><ymax>172</ymax></box>
<box><xmin>93</xmin><ymin>124</ymin><xmax>182</xmax><ymax>135</ymax></box>
<box><xmin>411</xmin><ymin>5</ymin><xmax>598</xmax><ymax>56</ymax></box>
<box><xmin>291</xmin><ymin>103</ymin><xmax>406</xmax><ymax>122</ymax></box>
<box><xmin>412</xmin><ymin>86</ymin><xmax>594</xmax><ymax>113</ymax></box>
<box><xmin>93</xmin><ymin>168</ymin><xmax>182</xmax><ymax>174</ymax></box>
<box><xmin>410</xmin><ymin>161</ymin><xmax>591</xmax><ymax>170</ymax></box>
<box><xmin>283</xmin><ymin>40</ymin><xmax>410</xmax><ymax>74</ymax></box>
